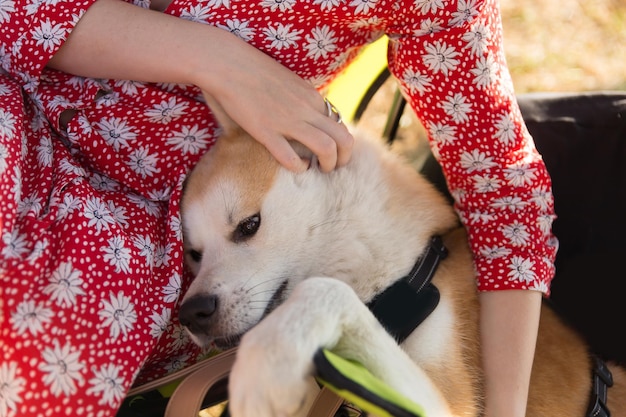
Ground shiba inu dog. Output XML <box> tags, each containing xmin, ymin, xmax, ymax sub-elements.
<box><xmin>179</xmin><ymin>112</ymin><xmax>625</xmax><ymax>417</ymax></box>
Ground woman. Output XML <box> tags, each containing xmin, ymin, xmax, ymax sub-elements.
<box><xmin>0</xmin><ymin>1</ymin><xmax>557</xmax><ymax>416</ymax></box>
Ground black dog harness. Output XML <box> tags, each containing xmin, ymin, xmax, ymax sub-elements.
<box><xmin>366</xmin><ymin>235</ymin><xmax>447</xmax><ymax>343</ymax></box>
<box><xmin>365</xmin><ymin>235</ymin><xmax>615</xmax><ymax>416</ymax></box>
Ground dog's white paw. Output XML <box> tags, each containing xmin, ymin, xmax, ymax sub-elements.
<box><xmin>229</xmin><ymin>328</ymin><xmax>319</xmax><ymax>417</ymax></box>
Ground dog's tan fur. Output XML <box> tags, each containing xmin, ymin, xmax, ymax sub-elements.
<box><xmin>180</xmin><ymin>123</ymin><xmax>625</xmax><ymax>417</ymax></box>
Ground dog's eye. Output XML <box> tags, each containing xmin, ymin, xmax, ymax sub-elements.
<box><xmin>187</xmin><ymin>249</ymin><xmax>202</xmax><ymax>263</ymax></box>
<box><xmin>233</xmin><ymin>213</ymin><xmax>261</xmax><ymax>242</ymax></box>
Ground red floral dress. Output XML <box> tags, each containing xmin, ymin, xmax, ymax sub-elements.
<box><xmin>0</xmin><ymin>0</ymin><xmax>557</xmax><ymax>416</ymax></box>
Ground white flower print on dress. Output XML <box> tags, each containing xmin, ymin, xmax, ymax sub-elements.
<box><xmin>145</xmin><ymin>98</ymin><xmax>189</xmax><ymax>124</ymax></box>
<box><xmin>414</xmin><ymin>0</ymin><xmax>444</xmax><ymax>15</ymax></box>
<box><xmin>537</xmin><ymin>213</ymin><xmax>555</xmax><ymax>235</ymax></box>
<box><xmin>149</xmin><ymin>308</ymin><xmax>172</xmax><ymax>339</ymax></box>
<box><xmin>99</xmin><ymin>291</ymin><xmax>138</xmax><ymax>340</ymax></box>
<box><xmin>133</xmin><ymin>234</ymin><xmax>155</xmax><ymax>267</ymax></box>
<box><xmin>502</xmin><ymin>222</ymin><xmax>530</xmax><ymax>246</ymax></box>
<box><xmin>493</xmin><ymin>112</ymin><xmax>517</xmax><ymax>145</ymax></box>
<box><xmin>154</xmin><ymin>243</ymin><xmax>172</xmax><ymax>268</ymax></box>
<box><xmin>128</xmin><ymin>193</ymin><xmax>160</xmax><ymax>217</ymax></box>
<box><xmin>0</xmin><ymin>144</ymin><xmax>9</xmax><ymax>175</ymax></box>
<box><xmin>507</xmin><ymin>256</ymin><xmax>536</xmax><ymax>284</ymax></box>
<box><xmin>459</xmin><ymin>149</ymin><xmax>496</xmax><ymax>172</ymax></box>
<box><xmin>43</xmin><ymin>262</ymin><xmax>86</xmax><ymax>307</ymax></box>
<box><xmin>148</xmin><ymin>186</ymin><xmax>172</xmax><ymax>202</ymax></box>
<box><xmin>89</xmin><ymin>173</ymin><xmax>119</xmax><ymax>192</ymax></box>
<box><xmin>162</xmin><ymin>272</ymin><xmax>182</xmax><ymax>304</ymax></box>
<box><xmin>449</xmin><ymin>0</ymin><xmax>480</xmax><ymax>27</ymax></box>
<box><xmin>531</xmin><ymin>279</ymin><xmax>550</xmax><ymax>294</ymax></box>
<box><xmin>423</xmin><ymin>41</ymin><xmax>460</xmax><ymax>77</ymax></box>
<box><xmin>304</xmin><ymin>26</ymin><xmax>337</xmax><ymax>60</ymax></box>
<box><xmin>102</xmin><ymin>236</ymin><xmax>131</xmax><ymax>274</ymax></box>
<box><xmin>26</xmin><ymin>239</ymin><xmax>47</xmax><ymax>262</ymax></box>
<box><xmin>10</xmin><ymin>299</ymin><xmax>52</xmax><ymax>336</ymax></box>
<box><xmin>349</xmin><ymin>0</ymin><xmax>378</xmax><ymax>14</ymax></box>
<box><xmin>95</xmin><ymin>117</ymin><xmax>138</xmax><ymax>151</ymax></box>
<box><xmin>87</xmin><ymin>364</ymin><xmax>126</xmax><ymax>407</ymax></box>
<box><xmin>0</xmin><ymin>0</ymin><xmax>16</xmax><ymax>24</ymax></box>
<box><xmin>107</xmin><ymin>201</ymin><xmax>130</xmax><ymax>229</ymax></box>
<box><xmin>0</xmin><ymin>108</ymin><xmax>16</xmax><ymax>138</ymax></box>
<box><xmin>2</xmin><ymin>229</ymin><xmax>29</xmax><ymax>259</ymax></box>
<box><xmin>170</xmin><ymin>215</ymin><xmax>183</xmax><ymax>241</ymax></box>
<box><xmin>180</xmin><ymin>4</ymin><xmax>214</xmax><ymax>23</ymax></box>
<box><xmin>313</xmin><ymin>0</ymin><xmax>342</xmax><ymax>11</ymax></box>
<box><xmin>473</xmin><ymin>174</ymin><xmax>501</xmax><ymax>193</ymax></box>
<box><xmin>57</xmin><ymin>194</ymin><xmax>81</xmax><ymax>220</ymax></box>
<box><xmin>263</xmin><ymin>23</ymin><xmax>302</xmax><ymax>50</ymax></box>
<box><xmin>32</xmin><ymin>19</ymin><xmax>66</xmax><ymax>52</ymax></box>
<box><xmin>348</xmin><ymin>16</ymin><xmax>381</xmax><ymax>31</ymax></box>
<box><xmin>0</xmin><ymin>362</ymin><xmax>25</xmax><ymax>417</ymax></box>
<box><xmin>442</xmin><ymin>93</ymin><xmax>472</xmax><ymax>123</ymax></box>
<box><xmin>492</xmin><ymin>195</ymin><xmax>527</xmax><ymax>212</ymax></box>
<box><xmin>463</xmin><ymin>22</ymin><xmax>490</xmax><ymax>56</ymax></box>
<box><xmin>428</xmin><ymin>121</ymin><xmax>457</xmax><ymax>147</ymax></box>
<box><xmin>164</xmin><ymin>353</ymin><xmax>190</xmax><ymax>373</ymax></box>
<box><xmin>166</xmin><ymin>124</ymin><xmax>212</xmax><ymax>155</ymax></box>
<box><xmin>261</xmin><ymin>0</ymin><xmax>295</xmax><ymax>12</ymax></box>
<box><xmin>504</xmin><ymin>164</ymin><xmax>537</xmax><ymax>187</ymax></box>
<box><xmin>218</xmin><ymin>19</ymin><xmax>255</xmax><ymax>42</ymax></box>
<box><xmin>479</xmin><ymin>245</ymin><xmax>511</xmax><ymax>259</ymax></box>
<box><xmin>470</xmin><ymin>54</ymin><xmax>497</xmax><ymax>89</ymax></box>
<box><xmin>114</xmin><ymin>80</ymin><xmax>143</xmax><ymax>96</ymax></box>
<box><xmin>170</xmin><ymin>324</ymin><xmax>191</xmax><ymax>350</ymax></box>
<box><xmin>36</xmin><ymin>135</ymin><xmax>53</xmax><ymax>167</ymax></box>
<box><xmin>49</xmin><ymin>94</ymin><xmax>71</xmax><ymax>111</ymax></box>
<box><xmin>414</xmin><ymin>18</ymin><xmax>444</xmax><ymax>36</ymax></box>
<box><xmin>468</xmin><ymin>210</ymin><xmax>495</xmax><ymax>224</ymax></box>
<box><xmin>39</xmin><ymin>340</ymin><xmax>85</xmax><ymax>396</ymax></box>
<box><xmin>84</xmin><ymin>197</ymin><xmax>116</xmax><ymax>233</ymax></box>
<box><xmin>96</xmin><ymin>91</ymin><xmax>121</xmax><ymax>107</ymax></box>
<box><xmin>531</xmin><ymin>186</ymin><xmax>553</xmax><ymax>211</ymax></box>
<box><xmin>402</xmin><ymin>68</ymin><xmax>432</xmax><ymax>94</ymax></box>
<box><xmin>17</xmin><ymin>193</ymin><xmax>42</xmax><ymax>217</ymax></box>
<box><xmin>128</xmin><ymin>147</ymin><xmax>160</xmax><ymax>178</ymax></box>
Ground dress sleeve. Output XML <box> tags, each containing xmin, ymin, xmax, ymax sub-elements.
<box><xmin>386</xmin><ymin>0</ymin><xmax>558</xmax><ymax>295</ymax></box>
<box><xmin>0</xmin><ymin>0</ymin><xmax>99</xmax><ymax>92</ymax></box>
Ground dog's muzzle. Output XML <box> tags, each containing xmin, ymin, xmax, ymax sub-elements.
<box><xmin>178</xmin><ymin>293</ymin><xmax>217</xmax><ymax>336</ymax></box>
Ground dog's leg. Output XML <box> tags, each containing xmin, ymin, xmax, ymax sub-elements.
<box><xmin>228</xmin><ymin>277</ymin><xmax>453</xmax><ymax>417</ymax></box>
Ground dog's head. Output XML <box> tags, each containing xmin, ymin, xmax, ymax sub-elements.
<box><xmin>179</xmin><ymin>124</ymin><xmax>333</xmax><ymax>348</ymax></box>
<box><xmin>179</xmin><ymin>97</ymin><xmax>458</xmax><ymax>349</ymax></box>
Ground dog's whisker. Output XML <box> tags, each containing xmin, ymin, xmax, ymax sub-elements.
<box><xmin>244</xmin><ymin>276</ymin><xmax>286</xmax><ymax>294</ymax></box>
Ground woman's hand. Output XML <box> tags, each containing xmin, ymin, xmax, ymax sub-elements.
<box><xmin>48</xmin><ymin>0</ymin><xmax>353</xmax><ymax>172</ymax></box>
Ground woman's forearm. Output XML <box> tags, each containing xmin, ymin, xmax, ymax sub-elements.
<box><xmin>479</xmin><ymin>290</ymin><xmax>542</xmax><ymax>417</ymax></box>
<box><xmin>48</xmin><ymin>0</ymin><xmax>244</xmax><ymax>91</ymax></box>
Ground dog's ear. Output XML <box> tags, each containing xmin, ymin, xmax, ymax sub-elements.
<box><xmin>202</xmin><ymin>92</ymin><xmax>239</xmax><ymax>137</ymax></box>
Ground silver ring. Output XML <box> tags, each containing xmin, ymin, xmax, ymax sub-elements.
<box><xmin>324</xmin><ymin>98</ymin><xmax>343</xmax><ymax>124</ymax></box>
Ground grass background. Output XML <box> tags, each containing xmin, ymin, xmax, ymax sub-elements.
<box><xmin>501</xmin><ymin>0</ymin><xmax>626</xmax><ymax>92</ymax></box>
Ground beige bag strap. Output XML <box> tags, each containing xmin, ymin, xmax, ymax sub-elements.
<box><xmin>164</xmin><ymin>348</ymin><xmax>237</xmax><ymax>417</ymax></box>
<box><xmin>128</xmin><ymin>347</ymin><xmax>344</xmax><ymax>417</ymax></box>
<box><xmin>306</xmin><ymin>387</ymin><xmax>345</xmax><ymax>417</ymax></box>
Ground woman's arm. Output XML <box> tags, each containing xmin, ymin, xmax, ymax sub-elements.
<box><xmin>48</xmin><ymin>0</ymin><xmax>353</xmax><ymax>172</ymax></box>
<box><xmin>480</xmin><ymin>290</ymin><xmax>542</xmax><ymax>417</ymax></box>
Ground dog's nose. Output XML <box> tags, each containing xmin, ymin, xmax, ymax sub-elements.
<box><xmin>179</xmin><ymin>294</ymin><xmax>218</xmax><ymax>334</ymax></box>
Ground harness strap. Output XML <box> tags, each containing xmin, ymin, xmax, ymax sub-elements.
<box><xmin>367</xmin><ymin>236</ymin><xmax>447</xmax><ymax>343</ymax></box>
<box><xmin>587</xmin><ymin>355</ymin><xmax>614</xmax><ymax>417</ymax></box>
